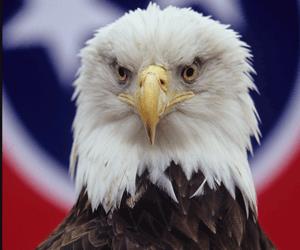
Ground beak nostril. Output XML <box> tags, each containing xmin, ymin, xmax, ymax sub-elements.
<box><xmin>160</xmin><ymin>79</ymin><xmax>165</xmax><ymax>85</ymax></box>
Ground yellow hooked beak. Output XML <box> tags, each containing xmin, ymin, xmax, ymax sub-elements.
<box><xmin>119</xmin><ymin>65</ymin><xmax>194</xmax><ymax>146</ymax></box>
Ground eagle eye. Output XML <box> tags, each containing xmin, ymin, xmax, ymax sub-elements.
<box><xmin>182</xmin><ymin>62</ymin><xmax>199</xmax><ymax>83</ymax></box>
<box><xmin>115</xmin><ymin>65</ymin><xmax>127</xmax><ymax>83</ymax></box>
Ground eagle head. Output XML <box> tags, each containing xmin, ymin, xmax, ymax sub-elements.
<box><xmin>70</xmin><ymin>3</ymin><xmax>260</xmax><ymax>214</ymax></box>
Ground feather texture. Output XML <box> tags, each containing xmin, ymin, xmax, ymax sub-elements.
<box><xmin>37</xmin><ymin>162</ymin><xmax>276</xmax><ymax>250</ymax></box>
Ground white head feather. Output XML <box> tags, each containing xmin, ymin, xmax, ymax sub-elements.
<box><xmin>70</xmin><ymin>3</ymin><xmax>260</xmax><ymax>215</ymax></box>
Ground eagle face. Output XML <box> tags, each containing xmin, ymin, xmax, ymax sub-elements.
<box><xmin>71</xmin><ymin>4</ymin><xmax>259</xmax><ymax>213</ymax></box>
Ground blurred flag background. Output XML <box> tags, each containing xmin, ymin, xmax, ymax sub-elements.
<box><xmin>3</xmin><ymin>0</ymin><xmax>300</xmax><ymax>249</ymax></box>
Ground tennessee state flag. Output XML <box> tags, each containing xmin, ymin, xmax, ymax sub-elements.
<box><xmin>3</xmin><ymin>0</ymin><xmax>300</xmax><ymax>249</ymax></box>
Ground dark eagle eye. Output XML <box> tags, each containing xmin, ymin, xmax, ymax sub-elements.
<box><xmin>116</xmin><ymin>65</ymin><xmax>127</xmax><ymax>83</ymax></box>
<box><xmin>182</xmin><ymin>62</ymin><xmax>199</xmax><ymax>83</ymax></box>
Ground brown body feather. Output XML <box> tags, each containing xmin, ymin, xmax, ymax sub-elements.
<box><xmin>36</xmin><ymin>162</ymin><xmax>276</xmax><ymax>250</ymax></box>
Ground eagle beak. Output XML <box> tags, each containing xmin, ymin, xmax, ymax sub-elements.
<box><xmin>119</xmin><ymin>65</ymin><xmax>194</xmax><ymax>146</ymax></box>
<box><xmin>136</xmin><ymin>66</ymin><xmax>169</xmax><ymax>146</ymax></box>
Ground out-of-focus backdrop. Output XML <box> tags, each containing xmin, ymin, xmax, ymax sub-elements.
<box><xmin>3</xmin><ymin>0</ymin><xmax>300</xmax><ymax>249</ymax></box>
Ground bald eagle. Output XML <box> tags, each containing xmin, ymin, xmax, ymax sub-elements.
<box><xmin>37</xmin><ymin>3</ymin><xmax>276</xmax><ymax>250</ymax></box>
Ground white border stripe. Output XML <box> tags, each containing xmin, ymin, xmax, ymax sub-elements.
<box><xmin>3</xmin><ymin>87</ymin><xmax>75</xmax><ymax>211</ymax></box>
<box><xmin>251</xmin><ymin>1</ymin><xmax>300</xmax><ymax>193</ymax></box>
